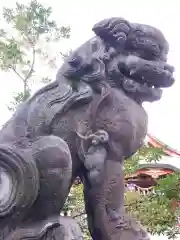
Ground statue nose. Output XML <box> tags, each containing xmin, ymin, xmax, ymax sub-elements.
<box><xmin>164</xmin><ymin>63</ymin><xmax>175</xmax><ymax>73</ymax></box>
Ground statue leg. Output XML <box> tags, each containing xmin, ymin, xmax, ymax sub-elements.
<box><xmin>29</xmin><ymin>135</ymin><xmax>72</xmax><ymax>220</ymax></box>
<box><xmin>83</xmin><ymin>159</ymin><xmax>150</xmax><ymax>240</ymax></box>
<box><xmin>83</xmin><ymin>159</ymin><xmax>124</xmax><ymax>240</ymax></box>
<box><xmin>83</xmin><ymin>179</ymin><xmax>102</xmax><ymax>239</ymax></box>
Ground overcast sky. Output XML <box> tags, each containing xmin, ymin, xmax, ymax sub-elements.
<box><xmin>0</xmin><ymin>0</ymin><xmax>180</xmax><ymax>153</ymax></box>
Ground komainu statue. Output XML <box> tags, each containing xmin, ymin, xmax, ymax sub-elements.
<box><xmin>0</xmin><ymin>17</ymin><xmax>175</xmax><ymax>240</ymax></box>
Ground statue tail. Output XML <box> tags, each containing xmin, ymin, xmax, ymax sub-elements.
<box><xmin>0</xmin><ymin>145</ymin><xmax>39</xmax><ymax>217</ymax></box>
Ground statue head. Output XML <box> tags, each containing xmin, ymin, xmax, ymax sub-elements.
<box><xmin>60</xmin><ymin>17</ymin><xmax>175</xmax><ymax>104</ymax></box>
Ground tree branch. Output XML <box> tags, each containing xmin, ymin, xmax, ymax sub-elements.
<box><xmin>25</xmin><ymin>46</ymin><xmax>35</xmax><ymax>81</ymax></box>
<box><xmin>23</xmin><ymin>46</ymin><xmax>35</xmax><ymax>95</ymax></box>
<box><xmin>11</xmin><ymin>66</ymin><xmax>25</xmax><ymax>81</ymax></box>
<box><xmin>11</xmin><ymin>45</ymin><xmax>35</xmax><ymax>97</ymax></box>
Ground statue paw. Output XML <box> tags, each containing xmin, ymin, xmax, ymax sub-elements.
<box><xmin>6</xmin><ymin>216</ymin><xmax>84</xmax><ymax>240</ymax></box>
<box><xmin>107</xmin><ymin>208</ymin><xmax>150</xmax><ymax>240</ymax></box>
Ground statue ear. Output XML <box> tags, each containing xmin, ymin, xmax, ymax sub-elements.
<box><xmin>92</xmin><ymin>17</ymin><xmax>131</xmax><ymax>47</ymax></box>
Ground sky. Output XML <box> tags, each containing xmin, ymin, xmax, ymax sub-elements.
<box><xmin>0</xmin><ymin>0</ymin><xmax>180</xmax><ymax>153</ymax></box>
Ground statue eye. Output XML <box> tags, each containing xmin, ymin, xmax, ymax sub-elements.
<box><xmin>151</xmin><ymin>44</ymin><xmax>160</xmax><ymax>54</ymax></box>
<box><xmin>134</xmin><ymin>30</ymin><xmax>144</xmax><ymax>36</ymax></box>
<box><xmin>138</xmin><ymin>38</ymin><xmax>160</xmax><ymax>55</ymax></box>
<box><xmin>138</xmin><ymin>38</ymin><xmax>146</xmax><ymax>44</ymax></box>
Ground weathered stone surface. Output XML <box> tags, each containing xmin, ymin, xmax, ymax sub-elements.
<box><xmin>5</xmin><ymin>216</ymin><xmax>84</xmax><ymax>240</ymax></box>
<box><xmin>0</xmin><ymin>17</ymin><xmax>174</xmax><ymax>239</ymax></box>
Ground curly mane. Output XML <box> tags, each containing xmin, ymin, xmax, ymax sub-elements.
<box><xmin>58</xmin><ymin>18</ymin><xmax>131</xmax><ymax>87</ymax></box>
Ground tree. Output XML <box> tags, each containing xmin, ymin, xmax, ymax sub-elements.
<box><xmin>0</xmin><ymin>0</ymin><xmax>70</xmax><ymax>111</ymax></box>
<box><xmin>124</xmin><ymin>144</ymin><xmax>164</xmax><ymax>176</ymax></box>
<box><xmin>126</xmin><ymin>172</ymin><xmax>180</xmax><ymax>239</ymax></box>
<box><xmin>124</xmin><ymin>145</ymin><xmax>180</xmax><ymax>239</ymax></box>
<box><xmin>125</xmin><ymin>146</ymin><xmax>180</xmax><ymax>239</ymax></box>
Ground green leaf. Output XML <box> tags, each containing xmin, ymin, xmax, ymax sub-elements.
<box><xmin>0</xmin><ymin>0</ymin><xmax>71</xmax><ymax>112</ymax></box>
<box><xmin>7</xmin><ymin>89</ymin><xmax>31</xmax><ymax>111</ymax></box>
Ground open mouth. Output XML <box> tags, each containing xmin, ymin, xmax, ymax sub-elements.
<box><xmin>119</xmin><ymin>66</ymin><xmax>163</xmax><ymax>97</ymax></box>
<box><xmin>121</xmin><ymin>56</ymin><xmax>174</xmax><ymax>85</ymax></box>
<box><xmin>115</xmin><ymin>55</ymin><xmax>175</xmax><ymax>101</ymax></box>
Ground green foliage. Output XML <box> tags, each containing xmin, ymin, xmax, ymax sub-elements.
<box><xmin>0</xmin><ymin>38</ymin><xmax>23</xmax><ymax>69</ymax></box>
<box><xmin>8</xmin><ymin>89</ymin><xmax>31</xmax><ymax>111</ymax></box>
<box><xmin>0</xmin><ymin>0</ymin><xmax>70</xmax><ymax>109</ymax></box>
<box><xmin>156</xmin><ymin>173</ymin><xmax>180</xmax><ymax>201</ymax></box>
<box><xmin>124</xmin><ymin>145</ymin><xmax>180</xmax><ymax>238</ymax></box>
<box><xmin>124</xmin><ymin>144</ymin><xmax>164</xmax><ymax>176</ymax></box>
<box><xmin>128</xmin><ymin>195</ymin><xmax>175</xmax><ymax>234</ymax></box>
<box><xmin>63</xmin><ymin>183</ymin><xmax>91</xmax><ymax>239</ymax></box>
<box><xmin>125</xmin><ymin>173</ymin><xmax>180</xmax><ymax>238</ymax></box>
